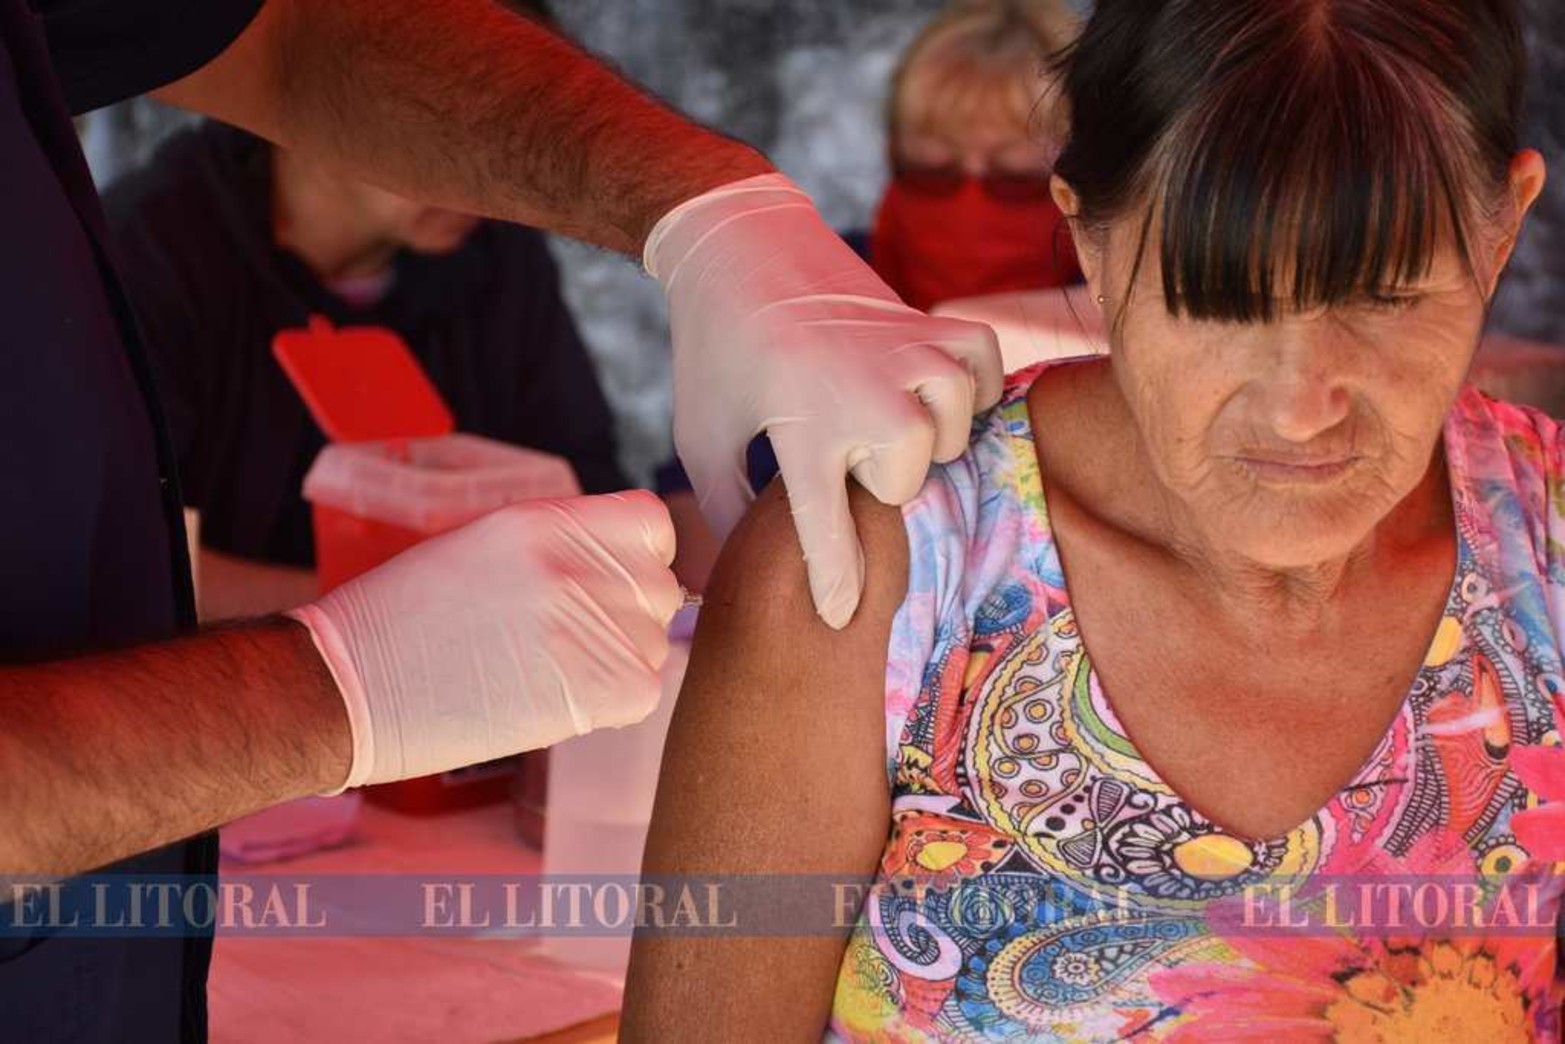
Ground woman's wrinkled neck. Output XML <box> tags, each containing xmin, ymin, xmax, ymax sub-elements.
<box><xmin>271</xmin><ymin>148</ymin><xmax>398</xmax><ymax>282</ymax></box>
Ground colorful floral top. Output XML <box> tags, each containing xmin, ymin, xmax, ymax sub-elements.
<box><xmin>829</xmin><ymin>362</ymin><xmax>1565</xmax><ymax>1042</ymax></box>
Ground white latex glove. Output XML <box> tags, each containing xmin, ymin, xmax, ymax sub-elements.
<box><xmin>287</xmin><ymin>492</ymin><xmax>680</xmax><ymax>792</ymax></box>
<box><xmin>645</xmin><ymin>173</ymin><xmax>1003</xmax><ymax>629</ymax></box>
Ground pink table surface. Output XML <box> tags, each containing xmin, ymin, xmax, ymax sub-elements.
<box><xmin>207</xmin><ymin>803</ymin><xmax>622</xmax><ymax>1044</ymax></box>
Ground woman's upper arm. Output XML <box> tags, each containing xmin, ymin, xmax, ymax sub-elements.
<box><xmin>621</xmin><ymin>481</ymin><xmax>908</xmax><ymax>1042</ymax></box>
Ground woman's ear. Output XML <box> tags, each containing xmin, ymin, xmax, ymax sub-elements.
<box><xmin>1509</xmin><ymin>149</ymin><xmax>1548</xmax><ymax>221</ymax></box>
<box><xmin>1051</xmin><ymin>175</ymin><xmax>1103</xmax><ymax>301</ymax></box>
<box><xmin>1049</xmin><ymin>174</ymin><xmax>1080</xmax><ymax>219</ymax></box>
<box><xmin>1487</xmin><ymin>149</ymin><xmax>1547</xmax><ymax>295</ymax></box>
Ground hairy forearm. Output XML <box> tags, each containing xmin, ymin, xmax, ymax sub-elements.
<box><xmin>0</xmin><ymin>620</ymin><xmax>349</xmax><ymax>876</ymax></box>
<box><xmin>170</xmin><ymin>0</ymin><xmax>772</xmax><ymax>253</ymax></box>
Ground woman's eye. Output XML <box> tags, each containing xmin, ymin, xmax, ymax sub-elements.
<box><xmin>1365</xmin><ymin>293</ymin><xmax>1422</xmax><ymax>313</ymax></box>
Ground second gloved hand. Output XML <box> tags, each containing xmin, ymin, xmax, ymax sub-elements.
<box><xmin>645</xmin><ymin>173</ymin><xmax>1004</xmax><ymax>630</ymax></box>
<box><xmin>288</xmin><ymin>491</ymin><xmax>681</xmax><ymax>792</ymax></box>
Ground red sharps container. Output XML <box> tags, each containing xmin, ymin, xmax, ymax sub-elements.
<box><xmin>274</xmin><ymin>317</ymin><xmax>578</xmax><ymax>825</ymax></box>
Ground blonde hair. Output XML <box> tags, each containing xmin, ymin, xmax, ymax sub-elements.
<box><xmin>891</xmin><ymin>0</ymin><xmax>1079</xmax><ymax>150</ymax></box>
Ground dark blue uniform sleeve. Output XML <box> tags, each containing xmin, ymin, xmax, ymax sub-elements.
<box><xmin>33</xmin><ymin>0</ymin><xmax>265</xmax><ymax>114</ymax></box>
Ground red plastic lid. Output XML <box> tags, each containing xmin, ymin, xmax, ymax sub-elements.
<box><xmin>273</xmin><ymin>316</ymin><xmax>454</xmax><ymax>442</ymax></box>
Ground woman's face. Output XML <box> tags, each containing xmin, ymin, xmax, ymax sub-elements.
<box><xmin>1062</xmin><ymin>153</ymin><xmax>1546</xmax><ymax>570</ymax></box>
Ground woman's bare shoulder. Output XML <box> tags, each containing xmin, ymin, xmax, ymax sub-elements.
<box><xmin>641</xmin><ymin>477</ymin><xmax>904</xmax><ymax>880</ymax></box>
<box><xmin>625</xmin><ymin>480</ymin><xmax>904</xmax><ymax>1037</ymax></box>
<box><xmin>694</xmin><ymin>478</ymin><xmax>910</xmax><ymax>654</ymax></box>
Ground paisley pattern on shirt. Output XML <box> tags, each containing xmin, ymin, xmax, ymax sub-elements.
<box><xmin>829</xmin><ymin>362</ymin><xmax>1565</xmax><ymax>1042</ymax></box>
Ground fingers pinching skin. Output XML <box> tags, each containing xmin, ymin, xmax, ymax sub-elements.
<box><xmin>926</xmin><ymin>315</ymin><xmax>1005</xmax><ymax>410</ymax></box>
<box><xmin>647</xmin><ymin>172</ymin><xmax>1000</xmax><ymax>628</ymax></box>
<box><xmin>770</xmin><ymin>430</ymin><xmax>864</xmax><ymax>630</ymax></box>
<box><xmin>894</xmin><ymin>342</ymin><xmax>979</xmax><ymax>464</ymax></box>
<box><xmin>845</xmin><ymin>392</ymin><xmax>939</xmax><ymax>509</ymax></box>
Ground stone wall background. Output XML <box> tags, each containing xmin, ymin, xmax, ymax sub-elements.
<box><xmin>1489</xmin><ymin>0</ymin><xmax>1565</xmax><ymax>348</ymax></box>
<box><xmin>83</xmin><ymin>0</ymin><xmax>1562</xmax><ymax>484</ymax></box>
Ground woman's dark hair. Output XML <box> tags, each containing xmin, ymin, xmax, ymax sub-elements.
<box><xmin>1050</xmin><ymin>0</ymin><xmax>1527</xmax><ymax>323</ymax></box>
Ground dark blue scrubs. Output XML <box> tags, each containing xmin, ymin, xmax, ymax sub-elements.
<box><xmin>0</xmin><ymin>1</ymin><xmax>261</xmax><ymax>1039</ymax></box>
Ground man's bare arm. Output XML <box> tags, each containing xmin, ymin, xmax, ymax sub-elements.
<box><xmin>620</xmin><ymin>483</ymin><xmax>906</xmax><ymax>1041</ymax></box>
<box><xmin>154</xmin><ymin>0</ymin><xmax>773</xmax><ymax>254</ymax></box>
<box><xmin>0</xmin><ymin>620</ymin><xmax>349</xmax><ymax>876</ymax></box>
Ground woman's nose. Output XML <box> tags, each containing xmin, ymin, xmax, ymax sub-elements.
<box><xmin>1257</xmin><ymin>323</ymin><xmax>1353</xmax><ymax>443</ymax></box>
<box><xmin>1263</xmin><ymin>377</ymin><xmax>1351</xmax><ymax>444</ymax></box>
<box><xmin>959</xmin><ymin>152</ymin><xmax>992</xmax><ymax>178</ymax></box>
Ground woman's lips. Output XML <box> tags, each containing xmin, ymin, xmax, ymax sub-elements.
<box><xmin>1235</xmin><ymin>454</ymin><xmax>1359</xmax><ymax>484</ymax></box>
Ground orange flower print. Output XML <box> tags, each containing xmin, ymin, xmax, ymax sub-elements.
<box><xmin>881</xmin><ymin>811</ymin><xmax>1013</xmax><ymax>881</ymax></box>
<box><xmin>1152</xmin><ymin>930</ymin><xmax>1548</xmax><ymax>1042</ymax></box>
<box><xmin>1149</xmin><ymin>832</ymin><xmax>1559</xmax><ymax>1041</ymax></box>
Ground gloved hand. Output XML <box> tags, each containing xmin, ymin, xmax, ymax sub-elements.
<box><xmin>645</xmin><ymin>173</ymin><xmax>1004</xmax><ymax>629</ymax></box>
<box><xmin>287</xmin><ymin>492</ymin><xmax>680</xmax><ymax>793</ymax></box>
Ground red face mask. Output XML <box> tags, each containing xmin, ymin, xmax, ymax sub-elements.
<box><xmin>870</xmin><ymin>172</ymin><xmax>1081</xmax><ymax>312</ymax></box>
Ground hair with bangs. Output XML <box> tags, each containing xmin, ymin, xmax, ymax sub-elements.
<box><xmin>1050</xmin><ymin>0</ymin><xmax>1526</xmax><ymax>324</ymax></box>
<box><xmin>892</xmin><ymin>0</ymin><xmax>1081</xmax><ymax>148</ymax></box>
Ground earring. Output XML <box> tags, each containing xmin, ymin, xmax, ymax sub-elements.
<box><xmin>1096</xmin><ymin>294</ymin><xmax>1107</xmax><ymax>305</ymax></box>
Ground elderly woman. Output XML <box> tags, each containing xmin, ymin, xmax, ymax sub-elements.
<box><xmin>625</xmin><ymin>0</ymin><xmax>1559</xmax><ymax>1040</ymax></box>
<box><xmin>870</xmin><ymin>0</ymin><xmax>1082</xmax><ymax>311</ymax></box>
